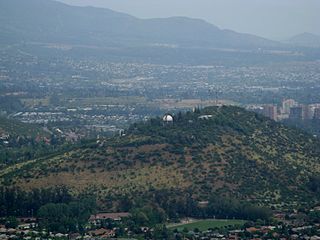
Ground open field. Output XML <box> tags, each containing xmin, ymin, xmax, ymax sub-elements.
<box><xmin>66</xmin><ymin>96</ymin><xmax>148</xmax><ymax>107</ymax></box>
<box><xmin>168</xmin><ymin>219</ymin><xmax>246</xmax><ymax>232</ymax></box>
<box><xmin>21</xmin><ymin>98</ymin><xmax>50</xmax><ymax>107</ymax></box>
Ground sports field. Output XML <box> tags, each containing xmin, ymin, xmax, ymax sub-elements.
<box><xmin>168</xmin><ymin>219</ymin><xmax>246</xmax><ymax>232</ymax></box>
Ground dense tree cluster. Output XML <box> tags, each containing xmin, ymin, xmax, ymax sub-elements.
<box><xmin>0</xmin><ymin>96</ymin><xmax>23</xmax><ymax>113</ymax></box>
<box><xmin>0</xmin><ymin>137</ymin><xmax>64</xmax><ymax>166</ymax></box>
<box><xmin>308</xmin><ymin>176</ymin><xmax>320</xmax><ymax>194</ymax></box>
<box><xmin>37</xmin><ymin>198</ymin><xmax>96</xmax><ymax>233</ymax></box>
<box><xmin>0</xmin><ymin>186</ymin><xmax>271</xmax><ymax>233</ymax></box>
<box><xmin>283</xmin><ymin>119</ymin><xmax>320</xmax><ymax>138</ymax></box>
<box><xmin>0</xmin><ymin>187</ymin><xmax>73</xmax><ymax>217</ymax></box>
<box><xmin>116</xmin><ymin>190</ymin><xmax>272</xmax><ymax>224</ymax></box>
<box><xmin>206</xmin><ymin>195</ymin><xmax>272</xmax><ymax>221</ymax></box>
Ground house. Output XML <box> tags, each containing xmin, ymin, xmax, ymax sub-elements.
<box><xmin>198</xmin><ymin>115</ymin><xmax>213</xmax><ymax>120</ymax></box>
<box><xmin>18</xmin><ymin>224</ymin><xmax>33</xmax><ymax>230</ymax></box>
<box><xmin>0</xmin><ymin>134</ymin><xmax>9</xmax><ymax>140</ymax></box>
<box><xmin>273</xmin><ymin>213</ymin><xmax>286</xmax><ymax>221</ymax></box>
<box><xmin>310</xmin><ymin>236</ymin><xmax>320</xmax><ymax>240</ymax></box>
<box><xmin>140</xmin><ymin>227</ymin><xmax>149</xmax><ymax>233</ymax></box>
<box><xmin>246</xmin><ymin>227</ymin><xmax>259</xmax><ymax>233</ymax></box>
<box><xmin>88</xmin><ymin>228</ymin><xmax>115</xmax><ymax>237</ymax></box>
<box><xmin>89</xmin><ymin>212</ymin><xmax>130</xmax><ymax>223</ymax></box>
<box><xmin>198</xmin><ymin>201</ymin><xmax>209</xmax><ymax>208</ymax></box>
<box><xmin>69</xmin><ymin>233</ymin><xmax>81</xmax><ymax>240</ymax></box>
<box><xmin>17</xmin><ymin>217</ymin><xmax>37</xmax><ymax>223</ymax></box>
<box><xmin>55</xmin><ymin>233</ymin><xmax>67</xmax><ymax>238</ymax></box>
<box><xmin>228</xmin><ymin>234</ymin><xmax>239</xmax><ymax>240</ymax></box>
<box><xmin>100</xmin><ymin>230</ymin><xmax>116</xmax><ymax>239</ymax></box>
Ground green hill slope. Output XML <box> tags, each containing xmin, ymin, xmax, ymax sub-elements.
<box><xmin>1</xmin><ymin>106</ymin><xmax>320</xmax><ymax>205</ymax></box>
<box><xmin>0</xmin><ymin>116</ymin><xmax>68</xmax><ymax>168</ymax></box>
<box><xmin>0</xmin><ymin>116</ymin><xmax>48</xmax><ymax>138</ymax></box>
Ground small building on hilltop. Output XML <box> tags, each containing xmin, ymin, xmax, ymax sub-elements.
<box><xmin>163</xmin><ymin>114</ymin><xmax>174</xmax><ymax>124</ymax></box>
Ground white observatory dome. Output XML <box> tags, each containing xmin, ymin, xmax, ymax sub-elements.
<box><xmin>163</xmin><ymin>114</ymin><xmax>174</xmax><ymax>122</ymax></box>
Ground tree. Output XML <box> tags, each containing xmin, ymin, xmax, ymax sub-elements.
<box><xmin>308</xmin><ymin>176</ymin><xmax>320</xmax><ymax>193</ymax></box>
<box><xmin>130</xmin><ymin>206</ymin><xmax>167</xmax><ymax>227</ymax></box>
<box><xmin>152</xmin><ymin>224</ymin><xmax>170</xmax><ymax>239</ymax></box>
<box><xmin>5</xmin><ymin>216</ymin><xmax>19</xmax><ymax>228</ymax></box>
<box><xmin>37</xmin><ymin>199</ymin><xmax>96</xmax><ymax>233</ymax></box>
<box><xmin>38</xmin><ymin>203</ymin><xmax>71</xmax><ymax>233</ymax></box>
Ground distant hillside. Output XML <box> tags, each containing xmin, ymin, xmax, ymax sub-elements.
<box><xmin>0</xmin><ymin>117</ymin><xmax>69</xmax><ymax>169</ymax></box>
<box><xmin>0</xmin><ymin>116</ymin><xmax>48</xmax><ymax>138</ymax></box>
<box><xmin>0</xmin><ymin>0</ymin><xmax>281</xmax><ymax>49</ymax></box>
<box><xmin>1</xmin><ymin>106</ymin><xmax>320</xmax><ymax>205</ymax></box>
<box><xmin>285</xmin><ymin>32</ymin><xmax>320</xmax><ymax>48</ymax></box>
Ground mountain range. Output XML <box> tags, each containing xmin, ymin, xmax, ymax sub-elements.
<box><xmin>0</xmin><ymin>0</ymin><xmax>282</xmax><ymax>49</ymax></box>
<box><xmin>286</xmin><ymin>32</ymin><xmax>320</xmax><ymax>48</ymax></box>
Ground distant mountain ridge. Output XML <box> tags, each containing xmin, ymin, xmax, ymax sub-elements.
<box><xmin>0</xmin><ymin>0</ymin><xmax>281</xmax><ymax>49</ymax></box>
<box><xmin>285</xmin><ymin>32</ymin><xmax>320</xmax><ymax>48</ymax></box>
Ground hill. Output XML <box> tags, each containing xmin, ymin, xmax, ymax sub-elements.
<box><xmin>0</xmin><ymin>0</ymin><xmax>281</xmax><ymax>49</ymax></box>
<box><xmin>0</xmin><ymin>116</ymin><xmax>48</xmax><ymax>138</ymax></box>
<box><xmin>1</xmin><ymin>106</ymin><xmax>320</xmax><ymax>206</ymax></box>
<box><xmin>0</xmin><ymin>116</ymin><xmax>69</xmax><ymax>169</ymax></box>
<box><xmin>285</xmin><ymin>32</ymin><xmax>320</xmax><ymax>48</ymax></box>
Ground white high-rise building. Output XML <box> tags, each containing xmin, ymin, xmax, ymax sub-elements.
<box><xmin>282</xmin><ymin>99</ymin><xmax>297</xmax><ymax>114</ymax></box>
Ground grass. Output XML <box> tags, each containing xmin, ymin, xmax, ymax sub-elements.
<box><xmin>66</xmin><ymin>96</ymin><xmax>147</xmax><ymax>107</ymax></box>
<box><xmin>168</xmin><ymin>219</ymin><xmax>246</xmax><ymax>232</ymax></box>
<box><xmin>7</xmin><ymin>157</ymin><xmax>188</xmax><ymax>193</ymax></box>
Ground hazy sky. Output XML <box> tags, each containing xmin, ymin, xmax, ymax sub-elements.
<box><xmin>57</xmin><ymin>0</ymin><xmax>320</xmax><ymax>40</ymax></box>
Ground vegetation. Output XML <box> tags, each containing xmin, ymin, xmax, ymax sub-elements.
<box><xmin>0</xmin><ymin>116</ymin><xmax>48</xmax><ymax>137</ymax></box>
<box><xmin>283</xmin><ymin>118</ymin><xmax>320</xmax><ymax>137</ymax></box>
<box><xmin>37</xmin><ymin>198</ymin><xmax>96</xmax><ymax>233</ymax></box>
<box><xmin>2</xmin><ymin>106</ymin><xmax>319</xmax><ymax>233</ymax></box>
<box><xmin>4</xmin><ymin>216</ymin><xmax>19</xmax><ymax>228</ymax></box>
<box><xmin>1</xmin><ymin>106</ymin><xmax>320</xmax><ymax>211</ymax></box>
<box><xmin>0</xmin><ymin>116</ymin><xmax>70</xmax><ymax>168</ymax></box>
<box><xmin>0</xmin><ymin>187</ymin><xmax>73</xmax><ymax>217</ymax></box>
<box><xmin>168</xmin><ymin>219</ymin><xmax>245</xmax><ymax>232</ymax></box>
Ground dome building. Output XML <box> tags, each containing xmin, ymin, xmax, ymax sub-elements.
<box><xmin>163</xmin><ymin>114</ymin><xmax>174</xmax><ymax>124</ymax></box>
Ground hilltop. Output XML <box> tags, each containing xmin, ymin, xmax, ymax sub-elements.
<box><xmin>1</xmin><ymin>106</ymin><xmax>320</xmax><ymax>206</ymax></box>
<box><xmin>285</xmin><ymin>32</ymin><xmax>320</xmax><ymax>48</ymax></box>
